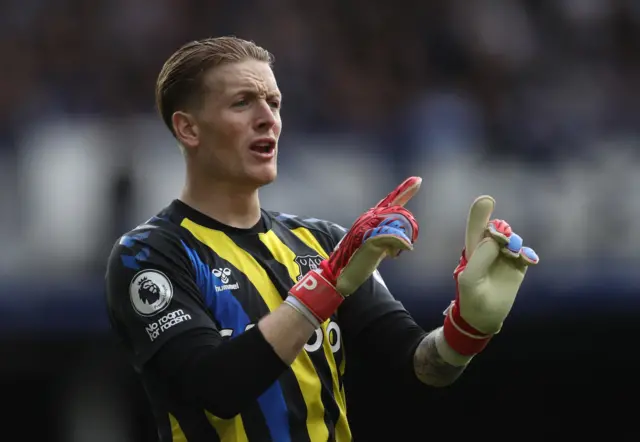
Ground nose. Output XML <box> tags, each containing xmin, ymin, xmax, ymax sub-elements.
<box><xmin>253</xmin><ymin>101</ymin><xmax>278</xmax><ymax>132</ymax></box>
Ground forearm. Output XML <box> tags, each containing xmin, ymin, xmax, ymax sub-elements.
<box><xmin>413</xmin><ymin>327</ymin><xmax>473</xmax><ymax>387</ymax></box>
<box><xmin>149</xmin><ymin>305</ymin><xmax>315</xmax><ymax>418</ymax></box>
<box><xmin>258</xmin><ymin>301</ymin><xmax>317</xmax><ymax>364</ymax></box>
<box><xmin>150</xmin><ymin>326</ymin><xmax>289</xmax><ymax>418</ymax></box>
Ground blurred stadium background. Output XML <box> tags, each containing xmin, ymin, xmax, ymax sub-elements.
<box><xmin>1</xmin><ymin>0</ymin><xmax>639</xmax><ymax>440</ymax></box>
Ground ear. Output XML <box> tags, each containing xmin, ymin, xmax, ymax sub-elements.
<box><xmin>172</xmin><ymin>111</ymin><xmax>200</xmax><ymax>149</ymax></box>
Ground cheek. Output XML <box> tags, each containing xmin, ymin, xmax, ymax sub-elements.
<box><xmin>213</xmin><ymin>118</ymin><xmax>246</xmax><ymax>148</ymax></box>
<box><xmin>274</xmin><ymin>116</ymin><xmax>283</xmax><ymax>137</ymax></box>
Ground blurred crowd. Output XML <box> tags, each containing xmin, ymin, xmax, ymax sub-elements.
<box><xmin>2</xmin><ymin>0</ymin><xmax>640</xmax><ymax>161</ymax></box>
<box><xmin>1</xmin><ymin>0</ymin><xmax>639</xmax><ymax>287</ymax></box>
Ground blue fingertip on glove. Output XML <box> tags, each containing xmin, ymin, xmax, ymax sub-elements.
<box><xmin>506</xmin><ymin>233</ymin><xmax>523</xmax><ymax>253</ymax></box>
<box><xmin>362</xmin><ymin>226</ymin><xmax>411</xmax><ymax>245</ymax></box>
<box><xmin>521</xmin><ymin>246</ymin><xmax>539</xmax><ymax>263</ymax></box>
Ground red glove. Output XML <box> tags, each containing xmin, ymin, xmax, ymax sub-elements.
<box><xmin>285</xmin><ymin>177</ymin><xmax>421</xmax><ymax>327</ymax></box>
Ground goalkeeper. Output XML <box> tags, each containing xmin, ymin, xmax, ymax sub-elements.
<box><xmin>105</xmin><ymin>36</ymin><xmax>539</xmax><ymax>442</ymax></box>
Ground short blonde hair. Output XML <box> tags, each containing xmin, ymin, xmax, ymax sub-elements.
<box><xmin>155</xmin><ymin>36</ymin><xmax>274</xmax><ymax>136</ymax></box>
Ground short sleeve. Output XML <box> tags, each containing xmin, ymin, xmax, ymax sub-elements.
<box><xmin>105</xmin><ymin>228</ymin><xmax>217</xmax><ymax>371</ymax></box>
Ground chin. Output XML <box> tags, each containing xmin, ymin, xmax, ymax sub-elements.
<box><xmin>246</xmin><ymin>165</ymin><xmax>277</xmax><ymax>187</ymax></box>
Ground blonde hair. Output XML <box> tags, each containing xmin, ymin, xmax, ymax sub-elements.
<box><xmin>155</xmin><ymin>36</ymin><xmax>274</xmax><ymax>136</ymax></box>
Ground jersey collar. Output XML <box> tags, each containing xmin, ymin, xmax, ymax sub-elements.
<box><xmin>169</xmin><ymin>199</ymin><xmax>271</xmax><ymax>235</ymax></box>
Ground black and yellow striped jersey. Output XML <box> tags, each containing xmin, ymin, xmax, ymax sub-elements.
<box><xmin>105</xmin><ymin>199</ymin><xmax>406</xmax><ymax>442</ymax></box>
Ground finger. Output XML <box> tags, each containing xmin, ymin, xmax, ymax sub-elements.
<box><xmin>459</xmin><ymin>238</ymin><xmax>500</xmax><ymax>284</ymax></box>
<box><xmin>486</xmin><ymin>219</ymin><xmax>512</xmax><ymax>247</ymax></box>
<box><xmin>363</xmin><ymin>226</ymin><xmax>413</xmax><ymax>249</ymax></box>
<box><xmin>378</xmin><ymin>212</ymin><xmax>416</xmax><ymax>242</ymax></box>
<box><xmin>369</xmin><ymin>235</ymin><xmax>414</xmax><ymax>257</ymax></box>
<box><xmin>519</xmin><ymin>246</ymin><xmax>539</xmax><ymax>266</ymax></box>
<box><xmin>492</xmin><ymin>254</ymin><xmax>528</xmax><ymax>282</ymax></box>
<box><xmin>499</xmin><ymin>232</ymin><xmax>522</xmax><ymax>259</ymax></box>
<box><xmin>375</xmin><ymin>176</ymin><xmax>422</xmax><ymax>209</ymax></box>
<box><xmin>465</xmin><ymin>195</ymin><xmax>496</xmax><ymax>259</ymax></box>
<box><xmin>363</xmin><ymin>225</ymin><xmax>414</xmax><ymax>259</ymax></box>
<box><xmin>488</xmin><ymin>224</ymin><xmax>540</xmax><ymax>267</ymax></box>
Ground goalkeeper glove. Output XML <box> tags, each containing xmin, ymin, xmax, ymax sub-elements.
<box><xmin>285</xmin><ymin>177</ymin><xmax>421</xmax><ymax>328</ymax></box>
<box><xmin>440</xmin><ymin>195</ymin><xmax>539</xmax><ymax>359</ymax></box>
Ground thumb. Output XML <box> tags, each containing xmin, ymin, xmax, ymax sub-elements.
<box><xmin>375</xmin><ymin>176</ymin><xmax>422</xmax><ymax>209</ymax></box>
<box><xmin>459</xmin><ymin>238</ymin><xmax>500</xmax><ymax>285</ymax></box>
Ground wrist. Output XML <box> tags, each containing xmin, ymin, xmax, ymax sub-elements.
<box><xmin>433</xmin><ymin>327</ymin><xmax>475</xmax><ymax>367</ymax></box>
<box><xmin>287</xmin><ymin>268</ymin><xmax>344</xmax><ymax>325</ymax></box>
<box><xmin>442</xmin><ymin>301</ymin><xmax>492</xmax><ymax>356</ymax></box>
<box><xmin>283</xmin><ymin>296</ymin><xmax>321</xmax><ymax>329</ymax></box>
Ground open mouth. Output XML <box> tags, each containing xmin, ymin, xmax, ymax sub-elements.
<box><xmin>250</xmin><ymin>140</ymin><xmax>276</xmax><ymax>156</ymax></box>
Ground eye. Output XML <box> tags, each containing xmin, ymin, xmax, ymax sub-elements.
<box><xmin>233</xmin><ymin>99</ymin><xmax>249</xmax><ymax>107</ymax></box>
<box><xmin>268</xmin><ymin>100</ymin><xmax>280</xmax><ymax>109</ymax></box>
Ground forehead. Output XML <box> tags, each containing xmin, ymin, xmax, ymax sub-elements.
<box><xmin>205</xmin><ymin>59</ymin><xmax>279</xmax><ymax>95</ymax></box>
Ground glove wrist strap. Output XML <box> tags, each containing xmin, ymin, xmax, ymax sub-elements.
<box><xmin>443</xmin><ymin>301</ymin><xmax>492</xmax><ymax>356</ymax></box>
<box><xmin>287</xmin><ymin>268</ymin><xmax>344</xmax><ymax>324</ymax></box>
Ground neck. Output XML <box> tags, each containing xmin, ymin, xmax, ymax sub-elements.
<box><xmin>180</xmin><ymin>174</ymin><xmax>262</xmax><ymax>229</ymax></box>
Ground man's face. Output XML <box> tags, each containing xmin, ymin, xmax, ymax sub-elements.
<box><xmin>193</xmin><ymin>59</ymin><xmax>282</xmax><ymax>188</ymax></box>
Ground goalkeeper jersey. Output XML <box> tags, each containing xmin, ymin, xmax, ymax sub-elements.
<box><xmin>105</xmin><ymin>199</ymin><xmax>406</xmax><ymax>442</ymax></box>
